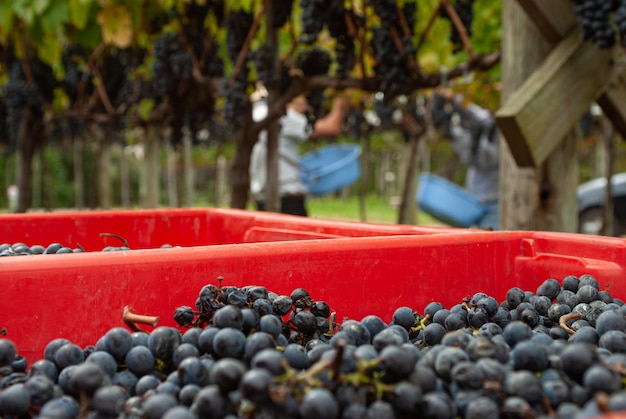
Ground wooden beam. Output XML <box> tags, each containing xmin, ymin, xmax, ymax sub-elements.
<box><xmin>495</xmin><ymin>27</ymin><xmax>613</xmax><ymax>167</ymax></box>
<box><xmin>516</xmin><ymin>0</ymin><xmax>577</xmax><ymax>43</ymax></box>
<box><xmin>517</xmin><ymin>0</ymin><xmax>626</xmax><ymax>142</ymax></box>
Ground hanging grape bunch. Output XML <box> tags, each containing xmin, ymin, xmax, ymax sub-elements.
<box><xmin>440</xmin><ymin>0</ymin><xmax>475</xmax><ymax>53</ymax></box>
<box><xmin>223</xmin><ymin>9</ymin><xmax>254</xmax><ymax>130</ymax></box>
<box><xmin>571</xmin><ymin>0</ymin><xmax>626</xmax><ymax>49</ymax></box>
<box><xmin>296</xmin><ymin>48</ymin><xmax>333</xmax><ymax>122</ymax></box>
<box><xmin>369</xmin><ymin>0</ymin><xmax>418</xmax><ymax>101</ymax></box>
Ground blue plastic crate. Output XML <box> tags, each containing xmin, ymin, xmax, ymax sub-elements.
<box><xmin>416</xmin><ymin>172</ymin><xmax>487</xmax><ymax>227</ymax></box>
<box><xmin>300</xmin><ymin>144</ymin><xmax>361</xmax><ymax>196</ymax></box>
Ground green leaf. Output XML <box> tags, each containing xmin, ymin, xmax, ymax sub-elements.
<box><xmin>68</xmin><ymin>0</ymin><xmax>92</xmax><ymax>30</ymax></box>
<box><xmin>71</xmin><ymin>21</ymin><xmax>102</xmax><ymax>48</ymax></box>
<box><xmin>37</xmin><ymin>33</ymin><xmax>62</xmax><ymax>68</ymax></box>
<box><xmin>12</xmin><ymin>0</ymin><xmax>35</xmax><ymax>26</ymax></box>
<box><xmin>40</xmin><ymin>0</ymin><xmax>69</xmax><ymax>32</ymax></box>
<box><xmin>138</xmin><ymin>98</ymin><xmax>155</xmax><ymax>120</ymax></box>
<box><xmin>33</xmin><ymin>0</ymin><xmax>51</xmax><ymax>15</ymax></box>
<box><xmin>0</xmin><ymin>3</ymin><xmax>16</xmax><ymax>39</ymax></box>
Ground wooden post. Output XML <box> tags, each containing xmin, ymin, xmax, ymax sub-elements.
<box><xmin>499</xmin><ymin>0</ymin><xmax>579</xmax><ymax>232</ymax></box>
<box><xmin>264</xmin><ymin>1</ymin><xmax>281</xmax><ymax>213</ymax></box>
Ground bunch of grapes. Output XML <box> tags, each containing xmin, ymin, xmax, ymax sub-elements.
<box><xmin>370</xmin><ymin>28</ymin><xmax>415</xmax><ymax>100</ymax></box>
<box><xmin>226</xmin><ymin>10</ymin><xmax>254</xmax><ymax>63</ymax></box>
<box><xmin>151</xmin><ymin>33</ymin><xmax>193</xmax><ymax>99</ymax></box>
<box><xmin>223</xmin><ymin>10</ymin><xmax>255</xmax><ymax>130</ymax></box>
<box><xmin>325</xmin><ymin>3</ymin><xmax>356</xmax><ymax>78</ymax></box>
<box><xmin>571</xmin><ymin>0</ymin><xmax>618</xmax><ymax>49</ymax></box>
<box><xmin>2</xmin><ymin>60</ymin><xmax>54</xmax><ymax>153</ymax></box>
<box><xmin>440</xmin><ymin>0</ymin><xmax>474</xmax><ymax>53</ymax></box>
<box><xmin>297</xmin><ymin>48</ymin><xmax>333</xmax><ymax>122</ymax></box>
<box><xmin>299</xmin><ymin>0</ymin><xmax>355</xmax><ymax>77</ymax></box>
<box><xmin>251</xmin><ymin>43</ymin><xmax>277</xmax><ymax>90</ymax></box>
<box><xmin>299</xmin><ymin>0</ymin><xmax>329</xmax><ymax>44</ymax></box>
<box><xmin>367</xmin><ymin>1</ymin><xmax>418</xmax><ymax>100</ymax></box>
<box><xmin>222</xmin><ymin>67</ymin><xmax>251</xmax><ymax>131</ymax></box>
<box><xmin>271</xmin><ymin>0</ymin><xmax>295</xmax><ymax>29</ymax></box>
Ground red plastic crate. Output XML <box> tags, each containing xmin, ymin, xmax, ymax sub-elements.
<box><xmin>0</xmin><ymin>208</ymin><xmax>461</xmax><ymax>251</ymax></box>
<box><xmin>2</xmin><ymin>220</ymin><xmax>626</xmax><ymax>364</ymax></box>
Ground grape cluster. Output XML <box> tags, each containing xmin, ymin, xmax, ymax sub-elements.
<box><xmin>223</xmin><ymin>10</ymin><xmax>254</xmax><ymax>130</ymax></box>
<box><xmin>272</xmin><ymin>0</ymin><xmax>295</xmax><ymax>29</ymax></box>
<box><xmin>226</xmin><ymin>10</ymin><xmax>254</xmax><ymax>63</ymax></box>
<box><xmin>369</xmin><ymin>0</ymin><xmax>418</xmax><ymax>100</ymax></box>
<box><xmin>299</xmin><ymin>0</ymin><xmax>329</xmax><ymax>44</ymax></box>
<box><xmin>2</xmin><ymin>60</ymin><xmax>54</xmax><ymax>153</ymax></box>
<box><xmin>572</xmin><ymin>0</ymin><xmax>617</xmax><ymax>49</ymax></box>
<box><xmin>441</xmin><ymin>0</ymin><xmax>474</xmax><ymax>53</ymax></box>
<box><xmin>151</xmin><ymin>33</ymin><xmax>193</xmax><ymax>99</ymax></box>
<box><xmin>299</xmin><ymin>1</ymin><xmax>355</xmax><ymax>77</ymax></box>
<box><xmin>296</xmin><ymin>48</ymin><xmax>332</xmax><ymax>121</ymax></box>
<box><xmin>3</xmin><ymin>274</ymin><xmax>626</xmax><ymax>418</ymax></box>
<box><xmin>251</xmin><ymin>43</ymin><xmax>277</xmax><ymax>90</ymax></box>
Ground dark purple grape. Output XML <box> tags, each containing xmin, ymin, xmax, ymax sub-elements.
<box><xmin>251</xmin><ymin>348</ymin><xmax>287</xmax><ymax>376</ymax></box>
<box><xmin>272</xmin><ymin>295</ymin><xmax>293</xmax><ymax>316</ymax></box>
<box><xmin>212</xmin><ymin>305</ymin><xmax>244</xmax><ymax>330</ymax></box>
<box><xmin>148</xmin><ymin>327</ymin><xmax>182</xmax><ymax>362</ymax></box>
<box><xmin>54</xmin><ymin>343</ymin><xmax>85</xmax><ymax>370</ymax></box>
<box><xmin>510</xmin><ymin>340</ymin><xmax>549</xmax><ymax>372</ymax></box>
<box><xmin>209</xmin><ymin>358</ymin><xmax>246</xmax><ymax>394</ymax></box>
<box><xmin>38</xmin><ymin>395</ymin><xmax>80</xmax><ymax>419</ymax></box>
<box><xmin>101</xmin><ymin>327</ymin><xmax>134</xmax><ymax>362</ymax></box>
<box><xmin>240</xmin><ymin>368</ymin><xmax>273</xmax><ymax>405</ymax></box>
<box><xmin>125</xmin><ymin>345</ymin><xmax>156</xmax><ymax>377</ymax></box>
<box><xmin>28</xmin><ymin>359</ymin><xmax>58</xmax><ymax>382</ymax></box>
<box><xmin>172</xmin><ymin>343</ymin><xmax>200</xmax><ymax>368</ymax></box>
<box><xmin>174</xmin><ymin>306</ymin><xmax>195</xmax><ymax>327</ymax></box>
<box><xmin>211</xmin><ymin>327</ymin><xmax>246</xmax><ymax>359</ymax></box>
<box><xmin>189</xmin><ymin>385</ymin><xmax>233</xmax><ymax>417</ymax></box>
<box><xmin>292</xmin><ymin>310</ymin><xmax>317</xmax><ymax>335</ymax></box>
<box><xmin>379</xmin><ymin>344</ymin><xmax>417</xmax><ymax>383</ymax></box>
<box><xmin>504</xmin><ymin>370</ymin><xmax>542</xmax><ymax>405</ymax></box>
<box><xmin>24</xmin><ymin>374</ymin><xmax>55</xmax><ymax>407</ymax></box>
<box><xmin>299</xmin><ymin>387</ymin><xmax>339</xmax><ymax>419</ymax></box>
<box><xmin>91</xmin><ymin>385</ymin><xmax>127</xmax><ymax>417</ymax></box>
<box><xmin>143</xmin><ymin>393</ymin><xmax>179</xmax><ymax>419</ymax></box>
<box><xmin>244</xmin><ymin>332</ymin><xmax>275</xmax><ymax>360</ymax></box>
<box><xmin>0</xmin><ymin>339</ymin><xmax>17</xmax><ymax>367</ymax></box>
<box><xmin>136</xmin><ymin>374</ymin><xmax>162</xmax><ymax>396</ymax></box>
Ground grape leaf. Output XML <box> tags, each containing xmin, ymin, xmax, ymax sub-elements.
<box><xmin>96</xmin><ymin>4</ymin><xmax>133</xmax><ymax>49</ymax></box>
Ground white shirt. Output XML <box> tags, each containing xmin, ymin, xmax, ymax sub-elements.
<box><xmin>450</xmin><ymin>103</ymin><xmax>500</xmax><ymax>203</ymax></box>
<box><xmin>249</xmin><ymin>100</ymin><xmax>310</xmax><ymax>199</ymax></box>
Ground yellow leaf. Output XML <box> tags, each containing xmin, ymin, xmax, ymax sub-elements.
<box><xmin>96</xmin><ymin>5</ymin><xmax>133</xmax><ymax>49</ymax></box>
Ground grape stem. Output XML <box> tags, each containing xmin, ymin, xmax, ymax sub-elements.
<box><xmin>99</xmin><ymin>232</ymin><xmax>129</xmax><ymax>248</ymax></box>
<box><xmin>123</xmin><ymin>305</ymin><xmax>160</xmax><ymax>326</ymax></box>
<box><xmin>558</xmin><ymin>312</ymin><xmax>581</xmax><ymax>335</ymax></box>
<box><xmin>230</xmin><ymin>5</ymin><xmax>265</xmax><ymax>86</ymax></box>
<box><xmin>440</xmin><ymin>0</ymin><xmax>475</xmax><ymax>58</ymax></box>
<box><xmin>416</xmin><ymin>3</ymin><xmax>441</xmax><ymax>52</ymax></box>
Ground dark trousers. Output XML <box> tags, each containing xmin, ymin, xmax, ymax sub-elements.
<box><xmin>256</xmin><ymin>194</ymin><xmax>308</xmax><ymax>216</ymax></box>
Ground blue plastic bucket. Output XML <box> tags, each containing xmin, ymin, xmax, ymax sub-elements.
<box><xmin>300</xmin><ymin>144</ymin><xmax>362</xmax><ymax>196</ymax></box>
<box><xmin>416</xmin><ymin>172</ymin><xmax>487</xmax><ymax>227</ymax></box>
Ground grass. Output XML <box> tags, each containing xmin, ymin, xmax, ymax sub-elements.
<box><xmin>306</xmin><ymin>194</ymin><xmax>446</xmax><ymax>226</ymax></box>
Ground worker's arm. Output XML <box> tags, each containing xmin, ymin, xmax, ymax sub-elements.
<box><xmin>309</xmin><ymin>97</ymin><xmax>350</xmax><ymax>139</ymax></box>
